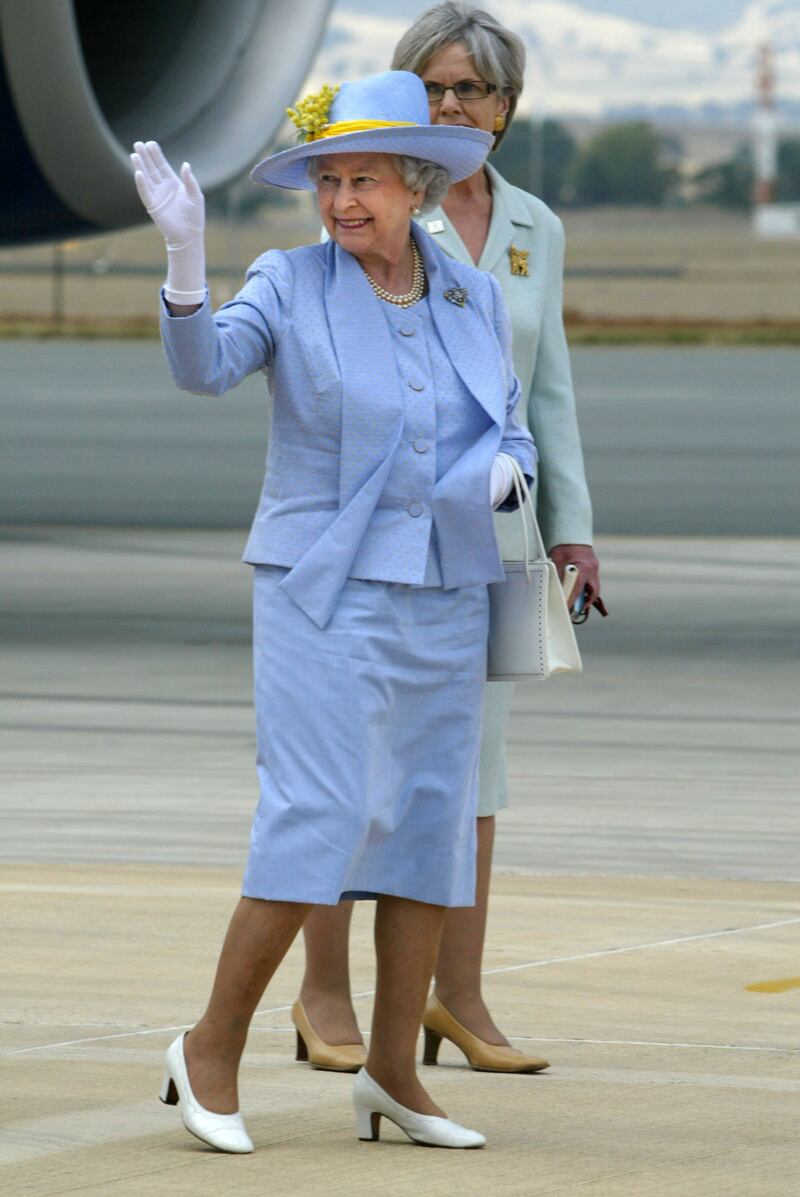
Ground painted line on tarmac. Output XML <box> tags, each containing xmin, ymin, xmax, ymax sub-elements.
<box><xmin>509</xmin><ymin>1036</ymin><xmax>798</xmax><ymax>1055</ymax></box>
<box><xmin>481</xmin><ymin>915</ymin><xmax>800</xmax><ymax>977</ymax></box>
<box><xmin>6</xmin><ymin>916</ymin><xmax>800</xmax><ymax>1059</ymax></box>
<box><xmin>245</xmin><ymin>1026</ymin><xmax>795</xmax><ymax>1057</ymax></box>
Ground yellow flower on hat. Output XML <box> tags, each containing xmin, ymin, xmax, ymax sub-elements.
<box><xmin>286</xmin><ymin>84</ymin><xmax>340</xmax><ymax>143</ymax></box>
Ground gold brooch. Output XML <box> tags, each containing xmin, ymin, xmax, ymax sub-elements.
<box><xmin>443</xmin><ymin>287</ymin><xmax>468</xmax><ymax>307</ymax></box>
<box><xmin>509</xmin><ymin>245</ymin><xmax>529</xmax><ymax>277</ymax></box>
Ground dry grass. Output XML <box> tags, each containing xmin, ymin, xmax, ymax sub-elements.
<box><xmin>4</xmin><ymin>310</ymin><xmax>798</xmax><ymax>345</ymax></box>
<box><xmin>2</xmin><ymin>204</ymin><xmax>799</xmax><ymax>339</ymax></box>
<box><xmin>562</xmin><ymin>313</ymin><xmax>800</xmax><ymax>346</ymax></box>
<box><xmin>0</xmin><ymin>314</ymin><xmax>158</xmax><ymax>339</ymax></box>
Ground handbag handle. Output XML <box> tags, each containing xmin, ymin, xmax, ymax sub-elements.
<box><xmin>505</xmin><ymin>457</ymin><xmax>547</xmax><ymax>580</ymax></box>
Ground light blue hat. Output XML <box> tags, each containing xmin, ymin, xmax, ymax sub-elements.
<box><xmin>251</xmin><ymin>71</ymin><xmax>493</xmax><ymax>191</ymax></box>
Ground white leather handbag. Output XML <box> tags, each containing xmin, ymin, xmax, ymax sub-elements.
<box><xmin>487</xmin><ymin>459</ymin><xmax>583</xmax><ymax>681</ymax></box>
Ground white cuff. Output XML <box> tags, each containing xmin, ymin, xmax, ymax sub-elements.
<box><xmin>490</xmin><ymin>453</ymin><xmax>515</xmax><ymax>509</ymax></box>
<box><xmin>164</xmin><ymin>235</ymin><xmax>206</xmax><ymax>305</ymax></box>
<box><xmin>163</xmin><ymin>284</ymin><xmax>208</xmax><ymax>304</ymax></box>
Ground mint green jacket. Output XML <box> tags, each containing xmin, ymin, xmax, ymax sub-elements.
<box><xmin>417</xmin><ymin>163</ymin><xmax>593</xmax><ymax>558</ymax></box>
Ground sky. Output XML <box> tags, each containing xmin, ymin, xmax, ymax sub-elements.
<box><xmin>339</xmin><ymin>0</ymin><xmax>754</xmax><ymax>32</ymax></box>
<box><xmin>524</xmin><ymin>0</ymin><xmax>751</xmax><ymax>30</ymax></box>
<box><xmin>316</xmin><ymin>1</ymin><xmax>800</xmax><ymax>118</ymax></box>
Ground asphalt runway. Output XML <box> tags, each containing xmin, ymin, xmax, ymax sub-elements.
<box><xmin>2</xmin><ymin>526</ymin><xmax>798</xmax><ymax>880</ymax></box>
<box><xmin>3</xmin><ymin>343</ymin><xmax>799</xmax><ymax>534</ymax></box>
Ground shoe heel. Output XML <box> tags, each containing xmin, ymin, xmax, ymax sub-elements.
<box><xmin>159</xmin><ymin>1071</ymin><xmax>179</xmax><ymax>1105</ymax></box>
<box><xmin>356</xmin><ymin>1106</ymin><xmax>381</xmax><ymax>1141</ymax></box>
<box><xmin>295</xmin><ymin>1030</ymin><xmax>309</xmax><ymax>1062</ymax></box>
<box><xmin>422</xmin><ymin>1026</ymin><xmax>443</xmax><ymax>1066</ymax></box>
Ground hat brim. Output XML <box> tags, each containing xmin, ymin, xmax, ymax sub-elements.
<box><xmin>250</xmin><ymin>125</ymin><xmax>493</xmax><ymax>190</ymax></box>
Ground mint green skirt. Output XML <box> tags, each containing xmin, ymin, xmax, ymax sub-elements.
<box><xmin>477</xmin><ymin>681</ymin><xmax>514</xmax><ymax>816</ymax></box>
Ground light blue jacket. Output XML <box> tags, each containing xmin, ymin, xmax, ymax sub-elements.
<box><xmin>161</xmin><ymin>226</ymin><xmax>535</xmax><ymax>628</ymax></box>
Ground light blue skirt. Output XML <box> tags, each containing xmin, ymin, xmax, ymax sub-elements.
<box><xmin>242</xmin><ymin>566</ymin><xmax>489</xmax><ymax>907</ymax></box>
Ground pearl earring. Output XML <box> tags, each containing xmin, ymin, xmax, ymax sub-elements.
<box><xmin>411</xmin><ymin>206</ymin><xmax>421</xmax><ymax>216</ymax></box>
<box><xmin>493</xmin><ymin>115</ymin><xmax>505</xmax><ymax>132</ymax></box>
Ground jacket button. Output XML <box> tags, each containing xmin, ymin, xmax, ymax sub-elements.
<box><xmin>408</xmin><ymin>379</ymin><xmax>425</xmax><ymax>391</ymax></box>
<box><xmin>407</xmin><ymin>501</ymin><xmax>424</xmax><ymax>518</ymax></box>
<box><xmin>398</xmin><ymin>323</ymin><xmax>415</xmax><ymax>337</ymax></box>
<box><xmin>412</xmin><ymin>439</ymin><xmax>429</xmax><ymax>454</ymax></box>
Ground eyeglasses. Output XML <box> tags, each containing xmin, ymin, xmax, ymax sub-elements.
<box><xmin>424</xmin><ymin>80</ymin><xmax>498</xmax><ymax>103</ymax></box>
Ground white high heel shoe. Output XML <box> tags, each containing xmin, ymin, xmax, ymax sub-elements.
<box><xmin>160</xmin><ymin>1033</ymin><xmax>254</xmax><ymax>1153</ymax></box>
<box><xmin>352</xmin><ymin>1068</ymin><xmax>485</xmax><ymax>1149</ymax></box>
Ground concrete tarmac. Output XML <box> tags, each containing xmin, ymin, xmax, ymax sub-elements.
<box><xmin>4</xmin><ymin>344</ymin><xmax>800</xmax><ymax>534</ymax></box>
<box><xmin>3</xmin><ymin>867</ymin><xmax>799</xmax><ymax>1197</ymax></box>
<box><xmin>2</xmin><ymin>526</ymin><xmax>800</xmax><ymax>1195</ymax></box>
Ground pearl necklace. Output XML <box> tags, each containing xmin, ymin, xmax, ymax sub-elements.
<box><xmin>361</xmin><ymin>239</ymin><xmax>425</xmax><ymax>308</ymax></box>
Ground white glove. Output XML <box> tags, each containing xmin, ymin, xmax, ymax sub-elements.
<box><xmin>130</xmin><ymin>140</ymin><xmax>206</xmax><ymax>304</ymax></box>
<box><xmin>490</xmin><ymin>453</ymin><xmax>515</xmax><ymax>508</ymax></box>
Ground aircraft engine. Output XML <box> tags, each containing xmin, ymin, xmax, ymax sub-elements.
<box><xmin>0</xmin><ymin>0</ymin><xmax>332</xmax><ymax>244</ymax></box>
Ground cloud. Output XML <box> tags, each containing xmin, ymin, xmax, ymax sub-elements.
<box><xmin>300</xmin><ymin>0</ymin><xmax>800</xmax><ymax>119</ymax></box>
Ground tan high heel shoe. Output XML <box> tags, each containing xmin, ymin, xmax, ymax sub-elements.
<box><xmin>422</xmin><ymin>995</ymin><xmax>549</xmax><ymax>1074</ymax></box>
<box><xmin>291</xmin><ymin>999</ymin><xmax>366</xmax><ymax>1073</ymax></box>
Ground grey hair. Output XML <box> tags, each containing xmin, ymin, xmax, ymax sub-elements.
<box><xmin>391</xmin><ymin>2</ymin><xmax>525</xmax><ymax>148</ymax></box>
<box><xmin>306</xmin><ymin>154</ymin><xmax>450</xmax><ymax>213</ymax></box>
<box><xmin>394</xmin><ymin>155</ymin><xmax>450</xmax><ymax>212</ymax></box>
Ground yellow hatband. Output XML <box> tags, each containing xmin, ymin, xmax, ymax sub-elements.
<box><xmin>306</xmin><ymin>119</ymin><xmax>418</xmax><ymax>142</ymax></box>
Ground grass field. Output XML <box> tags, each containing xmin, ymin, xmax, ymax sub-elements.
<box><xmin>2</xmin><ymin>203</ymin><xmax>799</xmax><ymax>341</ymax></box>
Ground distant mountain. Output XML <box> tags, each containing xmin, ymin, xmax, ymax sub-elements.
<box><xmin>308</xmin><ymin>0</ymin><xmax>800</xmax><ymax>123</ymax></box>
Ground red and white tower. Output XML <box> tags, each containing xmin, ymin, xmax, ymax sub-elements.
<box><xmin>753</xmin><ymin>43</ymin><xmax>778</xmax><ymax>206</ymax></box>
<box><xmin>753</xmin><ymin>42</ymin><xmax>800</xmax><ymax>238</ymax></box>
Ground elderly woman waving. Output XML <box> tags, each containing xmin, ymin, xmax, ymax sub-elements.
<box><xmin>131</xmin><ymin>69</ymin><xmax>534</xmax><ymax>1154</ymax></box>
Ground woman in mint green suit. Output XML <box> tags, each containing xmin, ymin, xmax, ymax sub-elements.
<box><xmin>295</xmin><ymin>2</ymin><xmax>601</xmax><ymax>1075</ymax></box>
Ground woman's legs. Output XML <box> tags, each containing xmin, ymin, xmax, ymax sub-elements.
<box><xmin>432</xmin><ymin>814</ymin><xmax>511</xmax><ymax>1046</ymax></box>
<box><xmin>185</xmin><ymin>896</ymin><xmax>311</xmax><ymax>1113</ymax></box>
<box><xmin>296</xmin><ymin>816</ymin><xmax>511</xmax><ymax>1052</ymax></box>
<box><xmin>299</xmin><ymin>901</ymin><xmax>363</xmax><ymax>1044</ymax></box>
<box><xmin>367</xmin><ymin>894</ymin><xmax>447</xmax><ymax>1115</ymax></box>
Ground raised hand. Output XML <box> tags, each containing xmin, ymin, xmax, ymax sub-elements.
<box><xmin>130</xmin><ymin>139</ymin><xmax>206</xmax><ymax>306</ymax></box>
<box><xmin>130</xmin><ymin>140</ymin><xmax>205</xmax><ymax>248</ymax></box>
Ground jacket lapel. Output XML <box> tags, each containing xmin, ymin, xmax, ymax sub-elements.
<box><xmin>324</xmin><ymin>240</ymin><xmax>405</xmax><ymax>507</ymax></box>
<box><xmin>415</xmin><ymin>226</ymin><xmax>504</xmax><ymax>429</ymax></box>
<box><xmin>419</xmin><ymin>165</ymin><xmax>535</xmax><ymax>281</ymax></box>
<box><xmin>417</xmin><ymin>211</ymin><xmax>469</xmax><ymax>263</ymax></box>
<box><xmin>479</xmin><ymin>165</ymin><xmax>535</xmax><ymax>274</ymax></box>
<box><xmin>278</xmin><ymin>240</ymin><xmax>405</xmax><ymax>628</ymax></box>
